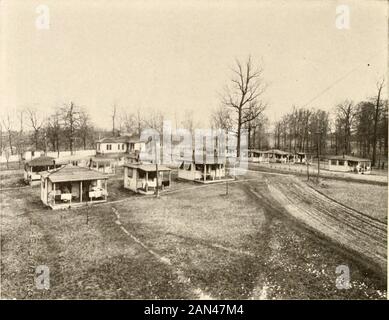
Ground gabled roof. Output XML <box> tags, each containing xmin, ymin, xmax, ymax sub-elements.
<box><xmin>328</xmin><ymin>155</ymin><xmax>371</xmax><ymax>162</ymax></box>
<box><xmin>41</xmin><ymin>165</ymin><xmax>108</xmax><ymax>183</ymax></box>
<box><xmin>27</xmin><ymin>156</ymin><xmax>55</xmax><ymax>166</ymax></box>
<box><xmin>248</xmin><ymin>149</ymin><xmax>266</xmax><ymax>154</ymax></box>
<box><xmin>96</xmin><ymin>136</ymin><xmax>130</xmax><ymax>143</ymax></box>
<box><xmin>96</xmin><ymin>134</ymin><xmax>147</xmax><ymax>144</ymax></box>
<box><xmin>265</xmin><ymin>149</ymin><xmax>291</xmax><ymax>155</ymax></box>
<box><xmin>124</xmin><ymin>163</ymin><xmax>171</xmax><ymax>172</ymax></box>
<box><xmin>54</xmin><ymin>154</ymin><xmax>91</xmax><ymax>165</ymax></box>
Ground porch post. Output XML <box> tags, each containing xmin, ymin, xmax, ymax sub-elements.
<box><xmin>45</xmin><ymin>179</ymin><xmax>48</xmax><ymax>204</ymax></box>
<box><xmin>104</xmin><ymin>179</ymin><xmax>107</xmax><ymax>200</ymax></box>
<box><xmin>80</xmin><ymin>181</ymin><xmax>83</xmax><ymax>203</ymax></box>
<box><xmin>169</xmin><ymin>171</ymin><xmax>171</xmax><ymax>187</ymax></box>
<box><xmin>204</xmin><ymin>164</ymin><xmax>206</xmax><ymax>182</ymax></box>
<box><xmin>53</xmin><ymin>183</ymin><xmax>56</xmax><ymax>205</ymax></box>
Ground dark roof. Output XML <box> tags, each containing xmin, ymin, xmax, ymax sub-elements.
<box><xmin>96</xmin><ymin>136</ymin><xmax>130</xmax><ymax>143</ymax></box>
<box><xmin>328</xmin><ymin>155</ymin><xmax>371</xmax><ymax>162</ymax></box>
<box><xmin>41</xmin><ymin>165</ymin><xmax>108</xmax><ymax>183</ymax></box>
<box><xmin>96</xmin><ymin>134</ymin><xmax>147</xmax><ymax>144</ymax></box>
<box><xmin>124</xmin><ymin>163</ymin><xmax>171</xmax><ymax>172</ymax></box>
<box><xmin>248</xmin><ymin>149</ymin><xmax>266</xmax><ymax>154</ymax></box>
<box><xmin>27</xmin><ymin>156</ymin><xmax>55</xmax><ymax>166</ymax></box>
<box><xmin>90</xmin><ymin>157</ymin><xmax>116</xmax><ymax>164</ymax></box>
<box><xmin>266</xmin><ymin>149</ymin><xmax>291</xmax><ymax>155</ymax></box>
<box><xmin>54</xmin><ymin>154</ymin><xmax>92</xmax><ymax>164</ymax></box>
<box><xmin>94</xmin><ymin>152</ymin><xmax>125</xmax><ymax>159</ymax></box>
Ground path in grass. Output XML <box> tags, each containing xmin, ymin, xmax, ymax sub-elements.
<box><xmin>1</xmin><ymin>174</ymin><xmax>386</xmax><ymax>299</ymax></box>
<box><xmin>109</xmin><ymin>180</ymin><xmax>386</xmax><ymax>299</ymax></box>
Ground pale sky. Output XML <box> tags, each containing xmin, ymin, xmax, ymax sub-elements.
<box><xmin>1</xmin><ymin>0</ymin><xmax>388</xmax><ymax>130</ymax></box>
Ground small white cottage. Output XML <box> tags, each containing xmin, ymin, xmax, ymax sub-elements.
<box><xmin>24</xmin><ymin>156</ymin><xmax>57</xmax><ymax>185</ymax></box>
<box><xmin>328</xmin><ymin>155</ymin><xmax>372</xmax><ymax>174</ymax></box>
<box><xmin>123</xmin><ymin>163</ymin><xmax>172</xmax><ymax>195</ymax></box>
<box><xmin>40</xmin><ymin>165</ymin><xmax>109</xmax><ymax>209</ymax></box>
<box><xmin>178</xmin><ymin>158</ymin><xmax>231</xmax><ymax>183</ymax></box>
<box><xmin>89</xmin><ymin>157</ymin><xmax>117</xmax><ymax>174</ymax></box>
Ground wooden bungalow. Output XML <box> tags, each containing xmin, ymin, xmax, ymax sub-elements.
<box><xmin>248</xmin><ymin>149</ymin><xmax>293</xmax><ymax>163</ymax></box>
<box><xmin>248</xmin><ymin>149</ymin><xmax>268</xmax><ymax>163</ymax></box>
<box><xmin>89</xmin><ymin>156</ymin><xmax>117</xmax><ymax>174</ymax></box>
<box><xmin>294</xmin><ymin>152</ymin><xmax>309</xmax><ymax>164</ymax></box>
<box><xmin>123</xmin><ymin>163</ymin><xmax>172</xmax><ymax>195</ymax></box>
<box><xmin>328</xmin><ymin>155</ymin><xmax>372</xmax><ymax>174</ymax></box>
<box><xmin>178</xmin><ymin>151</ymin><xmax>232</xmax><ymax>184</ymax></box>
<box><xmin>24</xmin><ymin>156</ymin><xmax>57</xmax><ymax>185</ymax></box>
<box><xmin>40</xmin><ymin>165</ymin><xmax>109</xmax><ymax>210</ymax></box>
<box><xmin>55</xmin><ymin>154</ymin><xmax>91</xmax><ymax>167</ymax></box>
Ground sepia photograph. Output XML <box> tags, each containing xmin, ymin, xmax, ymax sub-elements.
<box><xmin>0</xmin><ymin>0</ymin><xmax>388</xmax><ymax>304</ymax></box>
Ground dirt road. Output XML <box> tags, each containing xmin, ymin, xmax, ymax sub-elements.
<box><xmin>244</xmin><ymin>171</ymin><xmax>387</xmax><ymax>275</ymax></box>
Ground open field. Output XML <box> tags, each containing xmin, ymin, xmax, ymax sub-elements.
<box><xmin>0</xmin><ymin>168</ymin><xmax>386</xmax><ymax>299</ymax></box>
<box><xmin>307</xmin><ymin>179</ymin><xmax>388</xmax><ymax>223</ymax></box>
<box><xmin>248</xmin><ymin>162</ymin><xmax>388</xmax><ymax>185</ymax></box>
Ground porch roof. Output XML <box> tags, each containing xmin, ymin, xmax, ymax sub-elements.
<box><xmin>90</xmin><ymin>156</ymin><xmax>116</xmax><ymax>164</ymax></box>
<box><xmin>265</xmin><ymin>149</ymin><xmax>291</xmax><ymax>155</ymax></box>
<box><xmin>54</xmin><ymin>155</ymin><xmax>91</xmax><ymax>165</ymax></box>
<box><xmin>124</xmin><ymin>163</ymin><xmax>171</xmax><ymax>172</ymax></box>
<box><xmin>27</xmin><ymin>156</ymin><xmax>55</xmax><ymax>167</ymax></box>
<box><xmin>328</xmin><ymin>155</ymin><xmax>371</xmax><ymax>162</ymax></box>
<box><xmin>41</xmin><ymin>165</ymin><xmax>109</xmax><ymax>183</ymax></box>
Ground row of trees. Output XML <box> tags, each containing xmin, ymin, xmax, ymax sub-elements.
<box><xmin>1</xmin><ymin>102</ymin><xmax>94</xmax><ymax>157</ymax></box>
<box><xmin>1</xmin><ymin>101</ymin><xmax>200</xmax><ymax>157</ymax></box>
<box><xmin>334</xmin><ymin>79</ymin><xmax>387</xmax><ymax>166</ymax></box>
<box><xmin>211</xmin><ymin>57</ymin><xmax>387</xmax><ymax>166</ymax></box>
<box><xmin>212</xmin><ymin>57</ymin><xmax>268</xmax><ymax>156</ymax></box>
<box><xmin>1</xmin><ymin>57</ymin><xmax>387</xmax><ymax>167</ymax></box>
<box><xmin>269</xmin><ymin>81</ymin><xmax>388</xmax><ymax>166</ymax></box>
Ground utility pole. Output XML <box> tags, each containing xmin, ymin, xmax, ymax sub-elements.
<box><xmin>155</xmin><ymin>137</ymin><xmax>159</xmax><ymax>198</ymax></box>
<box><xmin>316</xmin><ymin>130</ymin><xmax>321</xmax><ymax>182</ymax></box>
<box><xmin>306</xmin><ymin>156</ymin><xmax>310</xmax><ymax>181</ymax></box>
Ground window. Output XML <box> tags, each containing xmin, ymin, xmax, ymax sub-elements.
<box><xmin>127</xmin><ymin>168</ymin><xmax>133</xmax><ymax>178</ymax></box>
<box><xmin>118</xmin><ymin>144</ymin><xmax>120</xmax><ymax>150</ymax></box>
<box><xmin>138</xmin><ymin>170</ymin><xmax>146</xmax><ymax>179</ymax></box>
<box><xmin>331</xmin><ymin>160</ymin><xmax>337</xmax><ymax>165</ymax></box>
<box><xmin>338</xmin><ymin>160</ymin><xmax>345</xmax><ymax>166</ymax></box>
<box><xmin>122</xmin><ymin>144</ymin><xmax>125</xmax><ymax>150</ymax></box>
<box><xmin>107</xmin><ymin>144</ymin><xmax>112</xmax><ymax>150</ymax></box>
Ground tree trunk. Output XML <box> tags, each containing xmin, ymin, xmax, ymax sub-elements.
<box><xmin>237</xmin><ymin>110</ymin><xmax>242</xmax><ymax>158</ymax></box>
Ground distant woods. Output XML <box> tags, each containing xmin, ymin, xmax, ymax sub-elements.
<box><xmin>212</xmin><ymin>57</ymin><xmax>387</xmax><ymax>165</ymax></box>
<box><xmin>271</xmin><ymin>80</ymin><xmax>388</xmax><ymax>166</ymax></box>
<box><xmin>1</xmin><ymin>60</ymin><xmax>387</xmax><ymax>166</ymax></box>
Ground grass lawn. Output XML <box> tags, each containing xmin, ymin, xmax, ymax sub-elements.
<box><xmin>0</xmin><ymin>169</ymin><xmax>25</xmax><ymax>189</ymax></box>
<box><xmin>308</xmin><ymin>179</ymin><xmax>388</xmax><ymax>223</ymax></box>
<box><xmin>0</xmin><ymin>176</ymin><xmax>386</xmax><ymax>299</ymax></box>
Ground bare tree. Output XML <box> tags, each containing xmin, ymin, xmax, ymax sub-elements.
<box><xmin>46</xmin><ymin>110</ymin><xmax>62</xmax><ymax>154</ymax></box>
<box><xmin>372</xmin><ymin>78</ymin><xmax>385</xmax><ymax>166</ymax></box>
<box><xmin>221</xmin><ymin>57</ymin><xmax>266</xmax><ymax>156</ymax></box>
<box><xmin>60</xmin><ymin>102</ymin><xmax>80</xmax><ymax>154</ymax></box>
<box><xmin>26</xmin><ymin>108</ymin><xmax>44</xmax><ymax>150</ymax></box>
<box><xmin>211</xmin><ymin>105</ymin><xmax>233</xmax><ymax>132</ymax></box>
<box><xmin>242</xmin><ymin>101</ymin><xmax>266</xmax><ymax>149</ymax></box>
<box><xmin>119</xmin><ymin>110</ymin><xmax>137</xmax><ymax>134</ymax></box>
<box><xmin>112</xmin><ymin>103</ymin><xmax>117</xmax><ymax>136</ymax></box>
<box><xmin>79</xmin><ymin>110</ymin><xmax>93</xmax><ymax>149</ymax></box>
<box><xmin>335</xmin><ymin>100</ymin><xmax>357</xmax><ymax>155</ymax></box>
<box><xmin>181</xmin><ymin>109</ymin><xmax>199</xmax><ymax>135</ymax></box>
<box><xmin>1</xmin><ymin>114</ymin><xmax>14</xmax><ymax>155</ymax></box>
<box><xmin>143</xmin><ymin>108</ymin><xmax>164</xmax><ymax>134</ymax></box>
